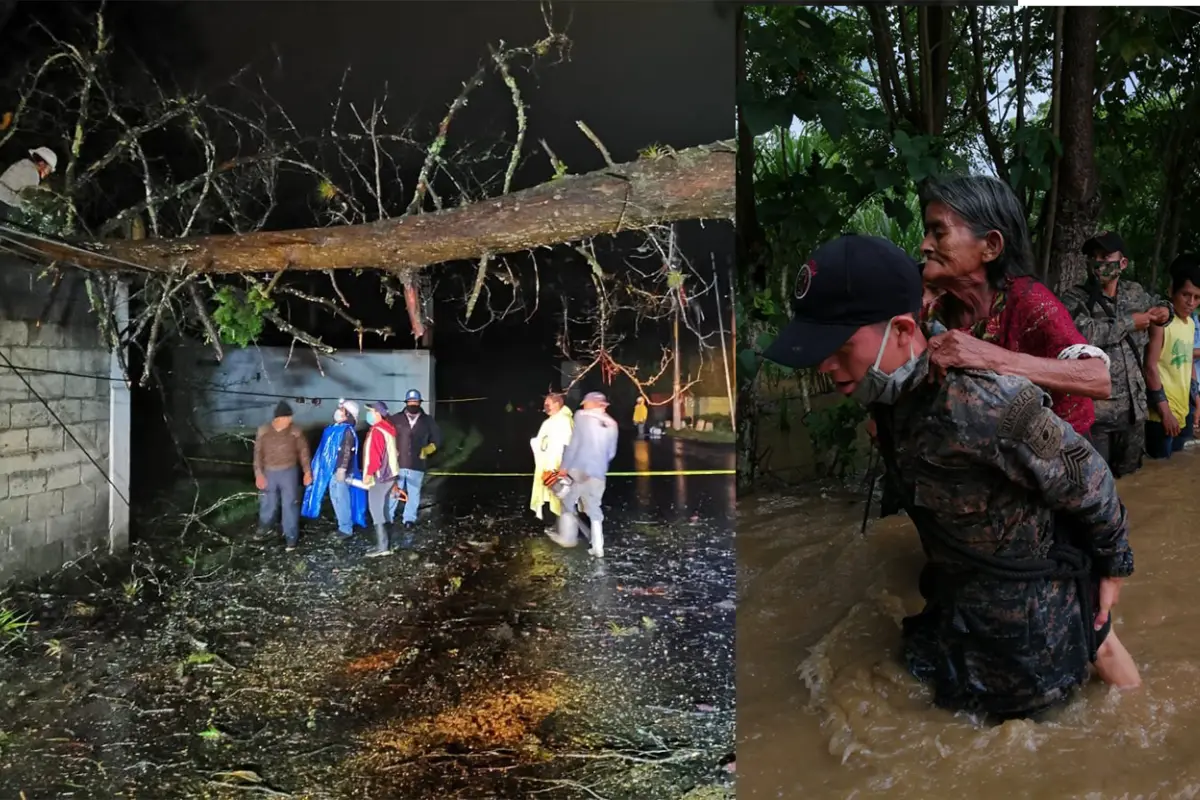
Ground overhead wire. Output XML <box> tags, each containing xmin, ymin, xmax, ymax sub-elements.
<box><xmin>0</xmin><ymin>349</ymin><xmax>130</xmax><ymax>509</ymax></box>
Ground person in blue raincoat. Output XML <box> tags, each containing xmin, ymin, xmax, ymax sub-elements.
<box><xmin>302</xmin><ymin>399</ymin><xmax>368</xmax><ymax>537</ymax></box>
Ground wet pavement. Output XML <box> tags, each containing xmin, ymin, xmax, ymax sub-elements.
<box><xmin>739</xmin><ymin>447</ymin><xmax>1200</xmax><ymax>799</ymax></box>
<box><xmin>0</xmin><ymin>436</ymin><xmax>734</xmax><ymax>799</ymax></box>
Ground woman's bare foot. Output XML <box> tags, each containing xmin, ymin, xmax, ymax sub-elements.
<box><xmin>1094</xmin><ymin>629</ymin><xmax>1141</xmax><ymax>689</ymax></box>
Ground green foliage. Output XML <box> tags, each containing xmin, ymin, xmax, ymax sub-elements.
<box><xmin>7</xmin><ymin>191</ymin><xmax>74</xmax><ymax>237</ymax></box>
<box><xmin>804</xmin><ymin>399</ymin><xmax>868</xmax><ymax>480</ymax></box>
<box><xmin>210</xmin><ymin>285</ymin><xmax>274</xmax><ymax>348</ymax></box>
<box><xmin>0</xmin><ymin>604</ymin><xmax>36</xmax><ymax>652</ymax></box>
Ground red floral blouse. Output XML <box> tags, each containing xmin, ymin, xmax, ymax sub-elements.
<box><xmin>922</xmin><ymin>276</ymin><xmax>1096</xmax><ymax>436</ymax></box>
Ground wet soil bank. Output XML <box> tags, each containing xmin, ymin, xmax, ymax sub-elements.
<box><xmin>739</xmin><ymin>446</ymin><xmax>1200</xmax><ymax>799</ymax></box>
<box><xmin>0</xmin><ymin>463</ymin><xmax>734</xmax><ymax>799</ymax></box>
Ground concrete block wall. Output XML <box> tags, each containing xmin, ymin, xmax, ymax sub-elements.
<box><xmin>0</xmin><ymin>258</ymin><xmax>128</xmax><ymax>585</ymax></box>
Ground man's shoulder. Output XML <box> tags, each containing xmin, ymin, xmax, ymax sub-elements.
<box><xmin>1060</xmin><ymin>284</ymin><xmax>1090</xmax><ymax>310</ymax></box>
<box><xmin>1118</xmin><ymin>280</ymin><xmax>1151</xmax><ymax>304</ymax></box>
<box><xmin>939</xmin><ymin>370</ymin><xmax>1051</xmax><ymax>438</ymax></box>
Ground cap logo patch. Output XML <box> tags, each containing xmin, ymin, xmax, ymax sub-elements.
<box><xmin>795</xmin><ymin>260</ymin><xmax>818</xmax><ymax>300</ymax></box>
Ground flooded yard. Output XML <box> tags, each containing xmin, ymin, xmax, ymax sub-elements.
<box><xmin>0</xmin><ymin>441</ymin><xmax>734</xmax><ymax>799</ymax></box>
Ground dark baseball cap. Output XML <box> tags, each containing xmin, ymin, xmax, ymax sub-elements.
<box><xmin>1081</xmin><ymin>231</ymin><xmax>1125</xmax><ymax>257</ymax></box>
<box><xmin>763</xmin><ymin>235</ymin><xmax>923</xmax><ymax>370</ymax></box>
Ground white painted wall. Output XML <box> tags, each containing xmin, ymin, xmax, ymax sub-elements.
<box><xmin>172</xmin><ymin>343</ymin><xmax>436</xmax><ymax>440</ymax></box>
<box><xmin>109</xmin><ymin>280</ymin><xmax>131</xmax><ymax>552</ymax></box>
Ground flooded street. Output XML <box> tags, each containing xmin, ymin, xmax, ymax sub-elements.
<box><xmin>0</xmin><ymin>438</ymin><xmax>734</xmax><ymax>799</ymax></box>
<box><xmin>739</xmin><ymin>448</ymin><xmax>1200</xmax><ymax>798</ymax></box>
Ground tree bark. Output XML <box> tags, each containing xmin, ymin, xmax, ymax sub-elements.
<box><xmin>1037</xmin><ymin>6</ymin><xmax>1065</xmax><ymax>282</ymax></box>
<box><xmin>33</xmin><ymin>141</ymin><xmax>734</xmax><ymax>275</ymax></box>
<box><xmin>1046</xmin><ymin>7</ymin><xmax>1099</xmax><ymax>295</ymax></box>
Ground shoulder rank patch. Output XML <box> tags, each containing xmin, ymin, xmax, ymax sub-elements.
<box><xmin>1062</xmin><ymin>442</ymin><xmax>1091</xmax><ymax>487</ymax></box>
<box><xmin>997</xmin><ymin>384</ymin><xmax>1063</xmax><ymax>460</ymax></box>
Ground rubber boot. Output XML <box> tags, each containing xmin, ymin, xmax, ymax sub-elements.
<box><xmin>366</xmin><ymin>523</ymin><xmax>393</xmax><ymax>558</ymax></box>
<box><xmin>399</xmin><ymin>522</ymin><xmax>415</xmax><ymax>549</ymax></box>
<box><xmin>588</xmin><ymin>520</ymin><xmax>604</xmax><ymax>558</ymax></box>
<box><xmin>547</xmin><ymin>511</ymin><xmax>579</xmax><ymax>548</ymax></box>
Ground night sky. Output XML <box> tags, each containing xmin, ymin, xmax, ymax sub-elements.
<box><xmin>2</xmin><ymin>1</ymin><xmax>735</xmax><ymax>405</ymax></box>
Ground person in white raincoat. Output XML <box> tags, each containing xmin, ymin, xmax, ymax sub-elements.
<box><xmin>530</xmin><ymin>392</ymin><xmax>574</xmax><ymax>530</ymax></box>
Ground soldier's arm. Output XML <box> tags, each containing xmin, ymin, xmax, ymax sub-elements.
<box><xmin>1062</xmin><ymin>288</ymin><xmax>1143</xmax><ymax>347</ymax></box>
<box><xmin>975</xmin><ymin>377</ymin><xmax>1133</xmax><ymax>578</ymax></box>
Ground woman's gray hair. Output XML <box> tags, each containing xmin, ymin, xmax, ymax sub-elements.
<box><xmin>920</xmin><ymin>175</ymin><xmax>1035</xmax><ymax>288</ymax></box>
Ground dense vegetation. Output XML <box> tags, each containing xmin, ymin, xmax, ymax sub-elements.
<box><xmin>736</xmin><ymin>5</ymin><xmax>1200</xmax><ymax>486</ymax></box>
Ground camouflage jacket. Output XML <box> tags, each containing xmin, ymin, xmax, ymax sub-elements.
<box><xmin>1061</xmin><ymin>278</ymin><xmax>1156</xmax><ymax>428</ymax></box>
<box><xmin>872</xmin><ymin>355</ymin><xmax>1133</xmax><ymax>717</ymax></box>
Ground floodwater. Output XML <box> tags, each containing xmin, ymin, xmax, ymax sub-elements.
<box><xmin>0</xmin><ymin>437</ymin><xmax>734</xmax><ymax>799</ymax></box>
<box><xmin>739</xmin><ymin>447</ymin><xmax>1200</xmax><ymax>799</ymax></box>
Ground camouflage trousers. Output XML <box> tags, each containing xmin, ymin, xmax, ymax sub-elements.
<box><xmin>1090</xmin><ymin>421</ymin><xmax>1145</xmax><ymax>478</ymax></box>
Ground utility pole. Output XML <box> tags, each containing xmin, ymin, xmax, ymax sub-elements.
<box><xmin>673</xmin><ymin>303</ymin><xmax>682</xmax><ymax>429</ymax></box>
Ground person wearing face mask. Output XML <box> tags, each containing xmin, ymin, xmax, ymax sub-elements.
<box><xmin>384</xmin><ymin>389</ymin><xmax>442</xmax><ymax>543</ymax></box>
<box><xmin>361</xmin><ymin>401</ymin><xmax>400</xmax><ymax>557</ymax></box>
<box><xmin>301</xmin><ymin>400</ymin><xmax>369</xmax><ymax>538</ymax></box>
<box><xmin>765</xmin><ymin>234</ymin><xmax>1140</xmax><ymax>720</ymax></box>
<box><xmin>1061</xmin><ymin>231</ymin><xmax>1168</xmax><ymax>477</ymax></box>
<box><xmin>530</xmin><ymin>392</ymin><xmax>574</xmax><ymax>532</ymax></box>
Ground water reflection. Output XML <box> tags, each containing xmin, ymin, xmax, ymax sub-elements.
<box><xmin>633</xmin><ymin>439</ymin><xmax>651</xmax><ymax>512</ymax></box>
<box><xmin>674</xmin><ymin>439</ymin><xmax>687</xmax><ymax>510</ymax></box>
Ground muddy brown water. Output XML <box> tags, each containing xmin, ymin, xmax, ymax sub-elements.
<box><xmin>739</xmin><ymin>448</ymin><xmax>1200</xmax><ymax>799</ymax></box>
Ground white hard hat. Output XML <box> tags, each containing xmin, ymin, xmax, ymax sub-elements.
<box><xmin>339</xmin><ymin>399</ymin><xmax>359</xmax><ymax>418</ymax></box>
<box><xmin>29</xmin><ymin>147</ymin><xmax>57</xmax><ymax>172</ymax></box>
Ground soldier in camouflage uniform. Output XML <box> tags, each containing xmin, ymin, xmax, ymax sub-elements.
<box><xmin>1062</xmin><ymin>231</ymin><xmax>1170</xmax><ymax>476</ymax></box>
<box><xmin>766</xmin><ymin>235</ymin><xmax>1141</xmax><ymax>719</ymax></box>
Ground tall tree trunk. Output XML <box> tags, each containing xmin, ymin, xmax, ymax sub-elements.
<box><xmin>1046</xmin><ymin>7</ymin><xmax>1099</xmax><ymax>294</ymax></box>
<box><xmin>1037</xmin><ymin>6</ymin><xmax>1065</xmax><ymax>282</ymax></box>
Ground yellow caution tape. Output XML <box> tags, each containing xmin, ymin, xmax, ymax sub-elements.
<box><xmin>186</xmin><ymin>456</ymin><xmax>733</xmax><ymax>477</ymax></box>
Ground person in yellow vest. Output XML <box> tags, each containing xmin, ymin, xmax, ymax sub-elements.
<box><xmin>530</xmin><ymin>392</ymin><xmax>574</xmax><ymax>532</ymax></box>
<box><xmin>632</xmin><ymin>395</ymin><xmax>649</xmax><ymax>439</ymax></box>
<box><xmin>1144</xmin><ymin>257</ymin><xmax>1200</xmax><ymax>459</ymax></box>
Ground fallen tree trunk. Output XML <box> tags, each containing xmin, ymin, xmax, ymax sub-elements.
<box><xmin>36</xmin><ymin>140</ymin><xmax>734</xmax><ymax>274</ymax></box>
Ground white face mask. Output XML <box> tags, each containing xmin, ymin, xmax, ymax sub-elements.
<box><xmin>334</xmin><ymin>409</ymin><xmax>347</xmax><ymax>424</ymax></box>
<box><xmin>850</xmin><ymin>321</ymin><xmax>919</xmax><ymax>406</ymax></box>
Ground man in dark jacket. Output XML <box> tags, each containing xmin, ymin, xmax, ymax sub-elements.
<box><xmin>386</xmin><ymin>389</ymin><xmax>442</xmax><ymax>540</ymax></box>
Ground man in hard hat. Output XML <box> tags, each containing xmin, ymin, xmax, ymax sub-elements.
<box><xmin>253</xmin><ymin>401</ymin><xmax>313</xmax><ymax>552</ymax></box>
<box><xmin>301</xmin><ymin>399</ymin><xmax>368</xmax><ymax>538</ymax></box>
<box><xmin>386</xmin><ymin>389</ymin><xmax>442</xmax><ymax>544</ymax></box>
<box><xmin>0</xmin><ymin>147</ymin><xmax>56</xmax><ymax>220</ymax></box>
<box><xmin>548</xmin><ymin>391</ymin><xmax>619</xmax><ymax>558</ymax></box>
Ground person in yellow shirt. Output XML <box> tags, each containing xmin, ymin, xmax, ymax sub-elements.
<box><xmin>632</xmin><ymin>396</ymin><xmax>649</xmax><ymax>439</ymax></box>
<box><xmin>1145</xmin><ymin>257</ymin><xmax>1200</xmax><ymax>459</ymax></box>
